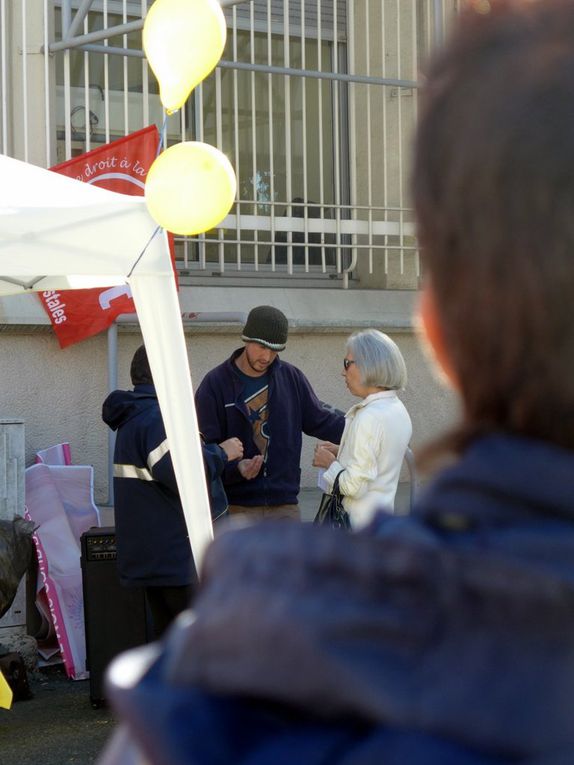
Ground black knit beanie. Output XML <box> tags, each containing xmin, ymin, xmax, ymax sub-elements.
<box><xmin>241</xmin><ymin>306</ymin><xmax>288</xmax><ymax>351</ymax></box>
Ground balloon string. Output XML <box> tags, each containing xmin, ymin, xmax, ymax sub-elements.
<box><xmin>128</xmin><ymin>225</ymin><xmax>163</xmax><ymax>278</ymax></box>
<box><xmin>157</xmin><ymin>113</ymin><xmax>168</xmax><ymax>157</ymax></box>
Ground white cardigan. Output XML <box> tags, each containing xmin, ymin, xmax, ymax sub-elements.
<box><xmin>322</xmin><ymin>390</ymin><xmax>412</xmax><ymax>529</ymax></box>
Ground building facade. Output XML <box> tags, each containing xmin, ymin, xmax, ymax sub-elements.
<box><xmin>0</xmin><ymin>0</ymin><xmax>460</xmax><ymax>503</ymax></box>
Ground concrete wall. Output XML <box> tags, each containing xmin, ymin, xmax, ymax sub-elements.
<box><xmin>0</xmin><ymin>295</ymin><xmax>460</xmax><ymax>508</ymax></box>
<box><xmin>185</xmin><ymin>327</ymin><xmax>459</xmax><ymax>490</ymax></box>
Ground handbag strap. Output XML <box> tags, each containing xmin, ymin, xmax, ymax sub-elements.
<box><xmin>332</xmin><ymin>469</ymin><xmax>345</xmax><ymax>496</ymax></box>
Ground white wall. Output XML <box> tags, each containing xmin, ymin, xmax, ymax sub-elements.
<box><xmin>187</xmin><ymin>328</ymin><xmax>459</xmax><ymax>489</ymax></box>
<box><xmin>0</xmin><ymin>319</ymin><xmax>459</xmax><ymax>507</ymax></box>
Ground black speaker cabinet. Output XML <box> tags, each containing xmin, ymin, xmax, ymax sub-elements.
<box><xmin>81</xmin><ymin>526</ymin><xmax>150</xmax><ymax>707</ymax></box>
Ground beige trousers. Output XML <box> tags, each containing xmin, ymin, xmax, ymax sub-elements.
<box><xmin>227</xmin><ymin>504</ymin><xmax>301</xmax><ymax>521</ymax></box>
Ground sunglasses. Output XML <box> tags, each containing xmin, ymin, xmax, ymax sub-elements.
<box><xmin>343</xmin><ymin>359</ymin><xmax>356</xmax><ymax>371</ymax></box>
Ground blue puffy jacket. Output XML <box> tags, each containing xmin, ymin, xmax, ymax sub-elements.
<box><xmin>103</xmin><ymin>434</ymin><xmax>574</xmax><ymax>764</ymax></box>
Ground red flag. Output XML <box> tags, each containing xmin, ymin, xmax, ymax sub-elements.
<box><xmin>38</xmin><ymin>126</ymin><xmax>173</xmax><ymax>348</ymax></box>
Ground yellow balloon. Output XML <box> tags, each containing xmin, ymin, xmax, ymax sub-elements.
<box><xmin>0</xmin><ymin>670</ymin><xmax>12</xmax><ymax>709</ymax></box>
<box><xmin>145</xmin><ymin>142</ymin><xmax>237</xmax><ymax>236</ymax></box>
<box><xmin>143</xmin><ymin>0</ymin><xmax>226</xmax><ymax>114</ymax></box>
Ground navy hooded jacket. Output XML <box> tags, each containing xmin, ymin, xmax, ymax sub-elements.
<box><xmin>195</xmin><ymin>348</ymin><xmax>345</xmax><ymax>506</ymax></box>
<box><xmin>102</xmin><ymin>384</ymin><xmax>228</xmax><ymax>588</ymax></box>
<box><xmin>104</xmin><ymin>434</ymin><xmax>574</xmax><ymax>764</ymax></box>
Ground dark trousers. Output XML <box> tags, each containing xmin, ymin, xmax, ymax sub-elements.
<box><xmin>144</xmin><ymin>584</ymin><xmax>194</xmax><ymax>640</ymax></box>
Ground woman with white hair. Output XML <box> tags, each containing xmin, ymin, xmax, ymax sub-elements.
<box><xmin>313</xmin><ymin>329</ymin><xmax>412</xmax><ymax>528</ymax></box>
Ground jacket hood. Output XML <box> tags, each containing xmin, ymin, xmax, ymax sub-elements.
<box><xmin>102</xmin><ymin>384</ymin><xmax>158</xmax><ymax>432</ymax></box>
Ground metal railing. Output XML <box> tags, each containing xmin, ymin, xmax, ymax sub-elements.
<box><xmin>0</xmin><ymin>1</ymin><xmax>458</xmax><ymax>289</ymax></box>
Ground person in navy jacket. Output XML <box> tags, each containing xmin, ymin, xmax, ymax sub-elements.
<box><xmin>102</xmin><ymin>345</ymin><xmax>243</xmax><ymax>638</ymax></box>
<box><xmin>101</xmin><ymin>1</ymin><xmax>574</xmax><ymax>763</ymax></box>
<box><xmin>195</xmin><ymin>305</ymin><xmax>345</xmax><ymax>520</ymax></box>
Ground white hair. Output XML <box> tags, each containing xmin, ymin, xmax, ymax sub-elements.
<box><xmin>346</xmin><ymin>329</ymin><xmax>407</xmax><ymax>390</ymax></box>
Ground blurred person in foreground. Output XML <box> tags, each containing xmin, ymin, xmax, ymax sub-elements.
<box><xmin>100</xmin><ymin>1</ymin><xmax>574</xmax><ymax>762</ymax></box>
<box><xmin>313</xmin><ymin>329</ymin><xmax>412</xmax><ymax>528</ymax></box>
<box><xmin>102</xmin><ymin>344</ymin><xmax>243</xmax><ymax>639</ymax></box>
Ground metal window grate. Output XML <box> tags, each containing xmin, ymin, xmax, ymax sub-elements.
<box><xmin>0</xmin><ymin>1</ymin><xmax>461</xmax><ymax>290</ymax></box>
<box><xmin>223</xmin><ymin>0</ymin><xmax>348</xmax><ymax>38</ymax></box>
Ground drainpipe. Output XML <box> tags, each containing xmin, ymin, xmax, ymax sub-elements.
<box><xmin>105</xmin><ymin>322</ymin><xmax>117</xmax><ymax>507</ymax></box>
<box><xmin>433</xmin><ymin>0</ymin><xmax>444</xmax><ymax>48</ymax></box>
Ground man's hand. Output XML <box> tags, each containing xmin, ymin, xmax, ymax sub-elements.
<box><xmin>313</xmin><ymin>445</ymin><xmax>336</xmax><ymax>469</ymax></box>
<box><xmin>318</xmin><ymin>441</ymin><xmax>339</xmax><ymax>457</ymax></box>
<box><xmin>238</xmin><ymin>455</ymin><xmax>264</xmax><ymax>480</ymax></box>
<box><xmin>219</xmin><ymin>437</ymin><xmax>244</xmax><ymax>461</ymax></box>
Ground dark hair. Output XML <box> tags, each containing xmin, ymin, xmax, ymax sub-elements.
<box><xmin>130</xmin><ymin>344</ymin><xmax>154</xmax><ymax>386</ymax></box>
<box><xmin>413</xmin><ymin>0</ymin><xmax>574</xmax><ymax>453</ymax></box>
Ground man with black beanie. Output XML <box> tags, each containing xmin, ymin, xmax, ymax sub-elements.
<box><xmin>102</xmin><ymin>344</ymin><xmax>243</xmax><ymax>638</ymax></box>
<box><xmin>195</xmin><ymin>305</ymin><xmax>344</xmax><ymax>520</ymax></box>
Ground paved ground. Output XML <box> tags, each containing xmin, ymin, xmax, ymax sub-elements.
<box><xmin>0</xmin><ymin>484</ymin><xmax>413</xmax><ymax>765</ymax></box>
<box><xmin>0</xmin><ymin>666</ymin><xmax>116</xmax><ymax>765</ymax></box>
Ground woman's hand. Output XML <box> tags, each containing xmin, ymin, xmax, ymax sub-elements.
<box><xmin>219</xmin><ymin>437</ymin><xmax>243</xmax><ymax>461</ymax></box>
<box><xmin>313</xmin><ymin>445</ymin><xmax>336</xmax><ymax>469</ymax></box>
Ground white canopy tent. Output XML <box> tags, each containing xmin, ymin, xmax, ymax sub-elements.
<box><xmin>0</xmin><ymin>153</ymin><xmax>213</xmax><ymax>567</ymax></box>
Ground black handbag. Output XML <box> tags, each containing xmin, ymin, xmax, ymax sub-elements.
<box><xmin>313</xmin><ymin>471</ymin><xmax>350</xmax><ymax>530</ymax></box>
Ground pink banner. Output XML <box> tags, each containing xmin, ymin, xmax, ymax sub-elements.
<box><xmin>25</xmin><ymin>462</ymin><xmax>101</xmax><ymax>679</ymax></box>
